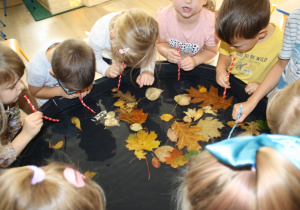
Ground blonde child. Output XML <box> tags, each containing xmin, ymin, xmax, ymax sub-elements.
<box><xmin>216</xmin><ymin>0</ymin><xmax>283</xmax><ymax>95</ymax></box>
<box><xmin>156</xmin><ymin>0</ymin><xmax>219</xmax><ymax>70</ymax></box>
<box><xmin>233</xmin><ymin>7</ymin><xmax>300</xmax><ymax>123</ymax></box>
<box><xmin>0</xmin><ymin>162</ymin><xmax>106</xmax><ymax>210</ymax></box>
<box><xmin>88</xmin><ymin>9</ymin><xmax>158</xmax><ymax>88</ymax></box>
<box><xmin>177</xmin><ymin>134</ymin><xmax>300</xmax><ymax>210</ymax></box>
<box><xmin>26</xmin><ymin>39</ymin><xmax>96</xmax><ymax>107</ymax></box>
<box><xmin>0</xmin><ymin>44</ymin><xmax>43</xmax><ymax>167</ymax></box>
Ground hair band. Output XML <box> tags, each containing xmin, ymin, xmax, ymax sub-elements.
<box><xmin>63</xmin><ymin>167</ymin><xmax>86</xmax><ymax>188</ymax></box>
<box><xmin>28</xmin><ymin>165</ymin><xmax>46</xmax><ymax>185</ymax></box>
<box><xmin>119</xmin><ymin>48</ymin><xmax>130</xmax><ymax>54</ymax></box>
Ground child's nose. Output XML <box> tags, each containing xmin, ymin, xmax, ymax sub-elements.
<box><xmin>185</xmin><ymin>0</ymin><xmax>192</xmax><ymax>4</ymax></box>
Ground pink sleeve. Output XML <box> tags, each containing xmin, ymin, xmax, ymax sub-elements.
<box><xmin>157</xmin><ymin>7</ymin><xmax>168</xmax><ymax>40</ymax></box>
<box><xmin>204</xmin><ymin>12</ymin><xmax>218</xmax><ymax>47</ymax></box>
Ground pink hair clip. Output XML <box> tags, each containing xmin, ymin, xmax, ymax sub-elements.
<box><xmin>119</xmin><ymin>48</ymin><xmax>130</xmax><ymax>54</ymax></box>
<box><xmin>28</xmin><ymin>165</ymin><xmax>46</xmax><ymax>185</ymax></box>
<box><xmin>63</xmin><ymin>167</ymin><xmax>86</xmax><ymax>188</ymax></box>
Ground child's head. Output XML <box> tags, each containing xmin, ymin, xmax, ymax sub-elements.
<box><xmin>51</xmin><ymin>39</ymin><xmax>96</xmax><ymax>91</ymax></box>
<box><xmin>111</xmin><ymin>9</ymin><xmax>158</xmax><ymax>69</ymax></box>
<box><xmin>216</xmin><ymin>0</ymin><xmax>270</xmax><ymax>50</ymax></box>
<box><xmin>177</xmin><ymin>135</ymin><xmax>300</xmax><ymax>210</ymax></box>
<box><xmin>0</xmin><ymin>162</ymin><xmax>106</xmax><ymax>210</ymax></box>
<box><xmin>267</xmin><ymin>80</ymin><xmax>300</xmax><ymax>135</ymax></box>
<box><xmin>172</xmin><ymin>0</ymin><xmax>216</xmax><ymax>14</ymax></box>
<box><xmin>0</xmin><ymin>44</ymin><xmax>25</xmax><ymax>134</ymax></box>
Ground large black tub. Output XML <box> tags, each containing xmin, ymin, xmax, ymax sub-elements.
<box><xmin>13</xmin><ymin>62</ymin><xmax>268</xmax><ymax>210</ymax></box>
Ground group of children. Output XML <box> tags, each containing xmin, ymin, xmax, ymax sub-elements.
<box><xmin>0</xmin><ymin>0</ymin><xmax>299</xmax><ymax>209</ymax></box>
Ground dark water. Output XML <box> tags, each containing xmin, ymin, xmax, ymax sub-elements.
<box><xmin>14</xmin><ymin>63</ymin><xmax>268</xmax><ymax>210</ymax></box>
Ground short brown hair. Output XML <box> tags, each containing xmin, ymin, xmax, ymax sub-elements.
<box><xmin>216</xmin><ymin>0</ymin><xmax>270</xmax><ymax>45</ymax></box>
<box><xmin>52</xmin><ymin>39</ymin><xmax>96</xmax><ymax>90</ymax></box>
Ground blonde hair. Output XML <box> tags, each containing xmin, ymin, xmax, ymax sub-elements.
<box><xmin>0</xmin><ymin>162</ymin><xmax>106</xmax><ymax>210</ymax></box>
<box><xmin>0</xmin><ymin>44</ymin><xmax>25</xmax><ymax>142</ymax></box>
<box><xmin>177</xmin><ymin>148</ymin><xmax>300</xmax><ymax>210</ymax></box>
<box><xmin>267</xmin><ymin>80</ymin><xmax>300</xmax><ymax>135</ymax></box>
<box><xmin>111</xmin><ymin>9</ymin><xmax>158</xmax><ymax>70</ymax></box>
<box><xmin>205</xmin><ymin>0</ymin><xmax>216</xmax><ymax>12</ymax></box>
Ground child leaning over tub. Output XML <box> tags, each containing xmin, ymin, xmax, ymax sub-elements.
<box><xmin>88</xmin><ymin>9</ymin><xmax>159</xmax><ymax>88</ymax></box>
<box><xmin>156</xmin><ymin>0</ymin><xmax>219</xmax><ymax>70</ymax></box>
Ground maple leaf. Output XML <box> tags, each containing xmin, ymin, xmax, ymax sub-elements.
<box><xmin>196</xmin><ymin>117</ymin><xmax>224</xmax><ymax>141</ymax></box>
<box><xmin>85</xmin><ymin>170</ymin><xmax>97</xmax><ymax>179</ymax></box>
<box><xmin>126</xmin><ymin>130</ymin><xmax>160</xmax><ymax>160</ymax></box>
<box><xmin>241</xmin><ymin>121</ymin><xmax>261</xmax><ymax>136</ymax></box>
<box><xmin>112</xmin><ymin>90</ymin><xmax>136</xmax><ymax>102</ymax></box>
<box><xmin>185</xmin><ymin>150</ymin><xmax>200</xmax><ymax>160</ymax></box>
<box><xmin>226</xmin><ymin>121</ymin><xmax>245</xmax><ymax>128</ymax></box>
<box><xmin>117</xmin><ymin>109</ymin><xmax>148</xmax><ymax>124</ymax></box>
<box><xmin>165</xmin><ymin>148</ymin><xmax>188</xmax><ymax>168</ymax></box>
<box><xmin>172</xmin><ymin>121</ymin><xmax>205</xmax><ymax>151</ymax></box>
<box><xmin>186</xmin><ymin>85</ymin><xmax>232</xmax><ymax>110</ymax></box>
<box><xmin>49</xmin><ymin>140</ymin><xmax>64</xmax><ymax>149</ymax></box>
<box><xmin>154</xmin><ymin>145</ymin><xmax>174</xmax><ymax>163</ymax></box>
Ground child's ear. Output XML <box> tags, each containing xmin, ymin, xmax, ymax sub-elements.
<box><xmin>258</xmin><ymin>29</ymin><xmax>268</xmax><ymax>40</ymax></box>
<box><xmin>110</xmin><ymin>30</ymin><xmax>115</xmax><ymax>40</ymax></box>
<box><xmin>49</xmin><ymin>69</ymin><xmax>55</xmax><ymax>76</ymax></box>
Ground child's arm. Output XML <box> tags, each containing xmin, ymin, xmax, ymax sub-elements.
<box><xmin>136</xmin><ymin>71</ymin><xmax>155</xmax><ymax>88</ymax></box>
<box><xmin>232</xmin><ymin>58</ymin><xmax>289</xmax><ymax>123</ymax></box>
<box><xmin>105</xmin><ymin>62</ymin><xmax>125</xmax><ymax>78</ymax></box>
<box><xmin>11</xmin><ymin>111</ymin><xmax>43</xmax><ymax>156</ymax></box>
<box><xmin>28</xmin><ymin>85</ymin><xmax>81</xmax><ymax>100</ymax></box>
<box><xmin>180</xmin><ymin>44</ymin><xmax>219</xmax><ymax>71</ymax></box>
<box><xmin>216</xmin><ymin>54</ymin><xmax>232</xmax><ymax>88</ymax></box>
<box><xmin>156</xmin><ymin>36</ymin><xmax>181</xmax><ymax>64</ymax></box>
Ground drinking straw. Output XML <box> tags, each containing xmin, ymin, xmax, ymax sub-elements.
<box><xmin>222</xmin><ymin>55</ymin><xmax>237</xmax><ymax>98</ymax></box>
<box><xmin>79</xmin><ymin>97</ymin><xmax>95</xmax><ymax>114</ymax></box>
<box><xmin>228</xmin><ymin>104</ymin><xmax>242</xmax><ymax>138</ymax></box>
<box><xmin>177</xmin><ymin>43</ymin><xmax>181</xmax><ymax>81</ymax></box>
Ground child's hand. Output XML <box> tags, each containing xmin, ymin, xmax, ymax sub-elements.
<box><xmin>245</xmin><ymin>82</ymin><xmax>260</xmax><ymax>95</ymax></box>
<box><xmin>61</xmin><ymin>90</ymin><xmax>81</xmax><ymax>99</ymax></box>
<box><xmin>232</xmin><ymin>101</ymin><xmax>255</xmax><ymax>123</ymax></box>
<box><xmin>106</xmin><ymin>63</ymin><xmax>124</xmax><ymax>78</ymax></box>
<box><xmin>216</xmin><ymin>70</ymin><xmax>231</xmax><ymax>89</ymax></box>
<box><xmin>167</xmin><ymin>49</ymin><xmax>181</xmax><ymax>64</ymax></box>
<box><xmin>22</xmin><ymin>111</ymin><xmax>43</xmax><ymax>139</ymax></box>
<box><xmin>136</xmin><ymin>70</ymin><xmax>155</xmax><ymax>88</ymax></box>
<box><xmin>78</xmin><ymin>84</ymin><xmax>93</xmax><ymax>98</ymax></box>
<box><xmin>179</xmin><ymin>56</ymin><xmax>196</xmax><ymax>71</ymax></box>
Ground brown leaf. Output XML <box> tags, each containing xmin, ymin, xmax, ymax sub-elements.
<box><xmin>167</xmin><ymin>128</ymin><xmax>178</xmax><ymax>142</ymax></box>
<box><xmin>241</xmin><ymin>121</ymin><xmax>261</xmax><ymax>136</ymax></box>
<box><xmin>196</xmin><ymin>117</ymin><xmax>224</xmax><ymax>141</ymax></box>
<box><xmin>49</xmin><ymin>140</ymin><xmax>64</xmax><ymax>149</ymax></box>
<box><xmin>165</xmin><ymin>148</ymin><xmax>188</xmax><ymax>168</ymax></box>
<box><xmin>152</xmin><ymin>157</ymin><xmax>161</xmax><ymax>168</ymax></box>
<box><xmin>226</xmin><ymin>121</ymin><xmax>245</xmax><ymax>128</ymax></box>
<box><xmin>117</xmin><ymin>109</ymin><xmax>148</xmax><ymax>124</ymax></box>
<box><xmin>172</xmin><ymin>121</ymin><xmax>205</xmax><ymax>151</ymax></box>
<box><xmin>154</xmin><ymin>145</ymin><xmax>174</xmax><ymax>163</ymax></box>
<box><xmin>112</xmin><ymin>90</ymin><xmax>136</xmax><ymax>102</ymax></box>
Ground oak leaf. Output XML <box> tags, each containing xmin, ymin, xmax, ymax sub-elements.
<box><xmin>126</xmin><ymin>130</ymin><xmax>160</xmax><ymax>160</ymax></box>
<box><xmin>165</xmin><ymin>148</ymin><xmax>188</xmax><ymax>168</ymax></box>
<box><xmin>145</xmin><ymin>87</ymin><xmax>164</xmax><ymax>101</ymax></box>
<box><xmin>117</xmin><ymin>109</ymin><xmax>148</xmax><ymax>124</ymax></box>
<box><xmin>241</xmin><ymin>121</ymin><xmax>261</xmax><ymax>136</ymax></box>
<box><xmin>172</xmin><ymin>121</ymin><xmax>205</xmax><ymax>151</ymax></box>
<box><xmin>183</xmin><ymin>116</ymin><xmax>192</xmax><ymax>123</ymax></box>
<box><xmin>203</xmin><ymin>106</ymin><xmax>218</xmax><ymax>116</ymax></box>
<box><xmin>49</xmin><ymin>140</ymin><xmax>64</xmax><ymax>149</ymax></box>
<box><xmin>154</xmin><ymin>145</ymin><xmax>174</xmax><ymax>163</ymax></box>
<box><xmin>85</xmin><ymin>170</ymin><xmax>97</xmax><ymax>179</ymax></box>
<box><xmin>196</xmin><ymin>117</ymin><xmax>224</xmax><ymax>141</ymax></box>
<box><xmin>160</xmin><ymin>114</ymin><xmax>174</xmax><ymax>122</ymax></box>
<box><xmin>184</xmin><ymin>108</ymin><xmax>197</xmax><ymax>118</ymax></box>
<box><xmin>112</xmin><ymin>90</ymin><xmax>136</xmax><ymax>102</ymax></box>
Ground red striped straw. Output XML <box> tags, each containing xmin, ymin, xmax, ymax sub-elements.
<box><xmin>177</xmin><ymin>43</ymin><xmax>181</xmax><ymax>81</ymax></box>
<box><xmin>222</xmin><ymin>55</ymin><xmax>237</xmax><ymax>98</ymax></box>
<box><xmin>79</xmin><ymin>97</ymin><xmax>95</xmax><ymax>114</ymax></box>
<box><xmin>23</xmin><ymin>95</ymin><xmax>60</xmax><ymax>122</ymax></box>
<box><xmin>117</xmin><ymin>61</ymin><xmax>125</xmax><ymax>90</ymax></box>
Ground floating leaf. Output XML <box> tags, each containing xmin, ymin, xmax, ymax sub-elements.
<box><xmin>49</xmin><ymin>140</ymin><xmax>64</xmax><ymax>149</ymax></box>
<box><xmin>183</xmin><ymin>116</ymin><xmax>192</xmax><ymax>123</ymax></box>
<box><xmin>226</xmin><ymin>121</ymin><xmax>245</xmax><ymax>128</ymax></box>
<box><xmin>71</xmin><ymin>117</ymin><xmax>83</xmax><ymax>131</ymax></box>
<box><xmin>165</xmin><ymin>148</ymin><xmax>188</xmax><ymax>168</ymax></box>
<box><xmin>114</xmin><ymin>100</ymin><xmax>126</xmax><ymax>107</ymax></box>
<box><xmin>256</xmin><ymin>120</ymin><xmax>270</xmax><ymax>130</ymax></box>
<box><xmin>160</xmin><ymin>114</ymin><xmax>174</xmax><ymax>122</ymax></box>
<box><xmin>184</xmin><ymin>108</ymin><xmax>197</xmax><ymax>118</ymax></box>
<box><xmin>117</xmin><ymin>109</ymin><xmax>148</xmax><ymax>124</ymax></box>
<box><xmin>203</xmin><ymin>106</ymin><xmax>218</xmax><ymax>116</ymax></box>
<box><xmin>85</xmin><ymin>170</ymin><xmax>97</xmax><ymax>179</ymax></box>
<box><xmin>130</xmin><ymin>123</ymin><xmax>143</xmax><ymax>131</ymax></box>
<box><xmin>104</xmin><ymin>117</ymin><xmax>120</xmax><ymax>127</ymax></box>
<box><xmin>172</xmin><ymin>121</ymin><xmax>205</xmax><ymax>151</ymax></box>
<box><xmin>185</xmin><ymin>150</ymin><xmax>200</xmax><ymax>160</ymax></box>
<box><xmin>145</xmin><ymin>87</ymin><xmax>164</xmax><ymax>101</ymax></box>
<box><xmin>154</xmin><ymin>145</ymin><xmax>174</xmax><ymax>163</ymax></box>
<box><xmin>174</xmin><ymin>94</ymin><xmax>191</xmax><ymax>106</ymax></box>
<box><xmin>196</xmin><ymin>117</ymin><xmax>224</xmax><ymax>141</ymax></box>
<box><xmin>111</xmin><ymin>87</ymin><xmax>118</xmax><ymax>92</ymax></box>
<box><xmin>241</xmin><ymin>121</ymin><xmax>261</xmax><ymax>136</ymax></box>
<box><xmin>152</xmin><ymin>157</ymin><xmax>161</xmax><ymax>168</ymax></box>
<box><xmin>112</xmin><ymin>90</ymin><xmax>136</xmax><ymax>102</ymax></box>
<box><xmin>194</xmin><ymin>108</ymin><xmax>204</xmax><ymax>121</ymax></box>
<box><xmin>105</xmin><ymin>111</ymin><xmax>115</xmax><ymax>119</ymax></box>
<box><xmin>167</xmin><ymin>128</ymin><xmax>178</xmax><ymax>142</ymax></box>
<box><xmin>126</xmin><ymin>130</ymin><xmax>160</xmax><ymax>160</ymax></box>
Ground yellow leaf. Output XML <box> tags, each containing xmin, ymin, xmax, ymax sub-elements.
<box><xmin>145</xmin><ymin>87</ymin><xmax>164</xmax><ymax>101</ymax></box>
<box><xmin>196</xmin><ymin>117</ymin><xmax>224</xmax><ymax>141</ymax></box>
<box><xmin>114</xmin><ymin>100</ymin><xmax>126</xmax><ymax>107</ymax></box>
<box><xmin>184</xmin><ymin>108</ymin><xmax>196</xmax><ymax>118</ymax></box>
<box><xmin>130</xmin><ymin>123</ymin><xmax>143</xmax><ymax>131</ymax></box>
<box><xmin>71</xmin><ymin>117</ymin><xmax>83</xmax><ymax>131</ymax></box>
<box><xmin>183</xmin><ymin>116</ymin><xmax>192</xmax><ymax>123</ymax></box>
<box><xmin>85</xmin><ymin>170</ymin><xmax>97</xmax><ymax>179</ymax></box>
<box><xmin>194</xmin><ymin>108</ymin><xmax>204</xmax><ymax>121</ymax></box>
<box><xmin>203</xmin><ymin>106</ymin><xmax>217</xmax><ymax>116</ymax></box>
<box><xmin>134</xmin><ymin>150</ymin><xmax>147</xmax><ymax>160</ymax></box>
<box><xmin>49</xmin><ymin>140</ymin><xmax>64</xmax><ymax>149</ymax></box>
<box><xmin>160</xmin><ymin>114</ymin><xmax>174</xmax><ymax>122</ymax></box>
<box><xmin>174</xmin><ymin>94</ymin><xmax>191</xmax><ymax>106</ymax></box>
<box><xmin>199</xmin><ymin>86</ymin><xmax>207</xmax><ymax>93</ymax></box>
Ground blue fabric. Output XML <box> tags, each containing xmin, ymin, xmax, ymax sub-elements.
<box><xmin>206</xmin><ymin>134</ymin><xmax>300</xmax><ymax>170</ymax></box>
<box><xmin>276</xmin><ymin>75</ymin><xmax>288</xmax><ymax>90</ymax></box>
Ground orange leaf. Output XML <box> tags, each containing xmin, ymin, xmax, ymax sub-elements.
<box><xmin>172</xmin><ymin>121</ymin><xmax>205</xmax><ymax>151</ymax></box>
<box><xmin>165</xmin><ymin>148</ymin><xmax>188</xmax><ymax>168</ymax></box>
<box><xmin>152</xmin><ymin>157</ymin><xmax>161</xmax><ymax>168</ymax></box>
<box><xmin>154</xmin><ymin>145</ymin><xmax>174</xmax><ymax>163</ymax></box>
<box><xmin>49</xmin><ymin>140</ymin><xmax>64</xmax><ymax>149</ymax></box>
<box><xmin>117</xmin><ymin>109</ymin><xmax>148</xmax><ymax>124</ymax></box>
<box><xmin>160</xmin><ymin>114</ymin><xmax>174</xmax><ymax>122</ymax></box>
<box><xmin>85</xmin><ymin>170</ymin><xmax>97</xmax><ymax>179</ymax></box>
